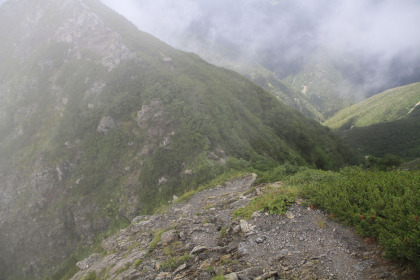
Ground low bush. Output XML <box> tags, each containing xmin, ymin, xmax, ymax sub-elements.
<box><xmin>234</xmin><ymin>185</ymin><xmax>298</xmax><ymax>219</ymax></box>
<box><xmin>287</xmin><ymin>167</ymin><xmax>420</xmax><ymax>266</ymax></box>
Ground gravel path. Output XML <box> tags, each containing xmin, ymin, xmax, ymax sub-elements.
<box><xmin>71</xmin><ymin>174</ymin><xmax>417</xmax><ymax>280</ymax></box>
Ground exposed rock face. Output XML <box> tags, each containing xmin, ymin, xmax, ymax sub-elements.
<box><xmin>0</xmin><ymin>0</ymin><xmax>137</xmax><ymax>278</ymax></box>
<box><xmin>97</xmin><ymin>116</ymin><xmax>115</xmax><ymax>133</ymax></box>
<box><xmin>137</xmin><ymin>99</ymin><xmax>176</xmax><ymax>153</ymax></box>
<box><xmin>137</xmin><ymin>99</ymin><xmax>171</xmax><ymax>137</ymax></box>
<box><xmin>76</xmin><ymin>253</ymin><xmax>101</xmax><ymax>270</ymax></box>
<box><xmin>69</xmin><ymin>174</ymin><xmax>415</xmax><ymax>280</ymax></box>
<box><xmin>0</xmin><ymin>156</ymin><xmax>79</xmax><ymax>279</ymax></box>
<box><xmin>54</xmin><ymin>0</ymin><xmax>137</xmax><ymax>70</ymax></box>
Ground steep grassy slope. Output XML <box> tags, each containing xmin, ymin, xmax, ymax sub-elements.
<box><xmin>175</xmin><ymin>38</ymin><xmax>359</xmax><ymax>122</ymax></box>
<box><xmin>175</xmin><ymin>41</ymin><xmax>326</xmax><ymax>121</ymax></box>
<box><xmin>0</xmin><ymin>0</ymin><xmax>358</xmax><ymax>279</ymax></box>
<box><xmin>323</xmin><ymin>83</ymin><xmax>420</xmax><ymax>159</ymax></box>
<box><xmin>325</xmin><ymin>82</ymin><xmax>420</xmax><ymax>129</ymax></box>
<box><xmin>338</xmin><ymin>115</ymin><xmax>420</xmax><ymax>160</ymax></box>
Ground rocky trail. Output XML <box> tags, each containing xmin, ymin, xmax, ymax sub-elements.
<box><xmin>71</xmin><ymin>174</ymin><xmax>417</xmax><ymax>280</ymax></box>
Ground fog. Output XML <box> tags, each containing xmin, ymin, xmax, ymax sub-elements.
<box><xmin>101</xmin><ymin>0</ymin><xmax>420</xmax><ymax>95</ymax></box>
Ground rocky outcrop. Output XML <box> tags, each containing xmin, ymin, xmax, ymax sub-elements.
<box><xmin>97</xmin><ymin>116</ymin><xmax>115</xmax><ymax>134</ymax></box>
<box><xmin>0</xmin><ymin>2</ymin><xmax>137</xmax><ymax>276</ymax></box>
<box><xmin>0</xmin><ymin>155</ymin><xmax>79</xmax><ymax>279</ymax></box>
<box><xmin>136</xmin><ymin>99</ymin><xmax>176</xmax><ymax>153</ymax></box>
<box><xmin>70</xmin><ymin>174</ymin><xmax>415</xmax><ymax>280</ymax></box>
<box><xmin>54</xmin><ymin>0</ymin><xmax>137</xmax><ymax>70</ymax></box>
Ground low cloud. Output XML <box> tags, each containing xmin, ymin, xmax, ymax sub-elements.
<box><xmin>100</xmin><ymin>0</ymin><xmax>420</xmax><ymax>94</ymax></box>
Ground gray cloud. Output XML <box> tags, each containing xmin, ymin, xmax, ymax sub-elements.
<box><xmin>100</xmin><ymin>0</ymin><xmax>420</xmax><ymax>54</ymax></box>
<box><xmin>317</xmin><ymin>0</ymin><xmax>420</xmax><ymax>59</ymax></box>
<box><xmin>100</xmin><ymin>0</ymin><xmax>420</xmax><ymax>94</ymax></box>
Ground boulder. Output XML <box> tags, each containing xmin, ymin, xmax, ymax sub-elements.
<box><xmin>76</xmin><ymin>253</ymin><xmax>100</xmax><ymax>270</ymax></box>
<box><xmin>97</xmin><ymin>116</ymin><xmax>115</xmax><ymax>134</ymax></box>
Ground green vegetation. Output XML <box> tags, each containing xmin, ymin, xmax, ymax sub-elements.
<box><xmin>161</xmin><ymin>253</ymin><xmax>190</xmax><ymax>271</ymax></box>
<box><xmin>148</xmin><ymin>229</ymin><xmax>166</xmax><ymax>251</ymax></box>
<box><xmin>211</xmin><ymin>275</ymin><xmax>227</xmax><ymax>280</ymax></box>
<box><xmin>325</xmin><ymin>82</ymin><xmax>420</xmax><ymax>129</ymax></box>
<box><xmin>0</xmin><ymin>0</ymin><xmax>361</xmax><ymax>279</ymax></box>
<box><xmin>285</xmin><ymin>166</ymin><xmax>420</xmax><ymax>266</ymax></box>
<box><xmin>232</xmin><ymin>160</ymin><xmax>419</xmax><ymax>267</ymax></box>
<box><xmin>338</xmin><ymin>116</ymin><xmax>420</xmax><ymax>160</ymax></box>
<box><xmin>45</xmin><ymin>233</ymin><xmax>110</xmax><ymax>280</ymax></box>
<box><xmin>82</xmin><ymin>271</ymin><xmax>98</xmax><ymax>280</ymax></box>
<box><xmin>234</xmin><ymin>185</ymin><xmax>298</xmax><ymax>219</ymax></box>
<box><xmin>283</xmin><ymin>50</ymin><xmax>362</xmax><ymax>120</ymax></box>
<box><xmin>219</xmin><ymin>226</ymin><xmax>229</xmax><ymax>238</ymax></box>
<box><xmin>160</xmin><ymin>240</ymin><xmax>190</xmax><ymax>271</ymax></box>
<box><xmin>365</xmin><ymin>154</ymin><xmax>403</xmax><ymax>171</ymax></box>
<box><xmin>133</xmin><ymin>259</ymin><xmax>142</xmax><ymax>268</ymax></box>
<box><xmin>115</xmin><ymin>263</ymin><xmax>131</xmax><ymax>275</ymax></box>
<box><xmin>323</xmin><ymin>83</ymin><xmax>420</xmax><ymax>161</ymax></box>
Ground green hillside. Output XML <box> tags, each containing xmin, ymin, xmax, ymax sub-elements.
<box><xmin>338</xmin><ymin>115</ymin><xmax>420</xmax><ymax>160</ymax></box>
<box><xmin>0</xmin><ymin>0</ymin><xmax>359</xmax><ymax>279</ymax></box>
<box><xmin>325</xmin><ymin>82</ymin><xmax>420</xmax><ymax>129</ymax></box>
<box><xmin>178</xmin><ymin>38</ymin><xmax>360</xmax><ymax>122</ymax></box>
<box><xmin>179</xmin><ymin>43</ymin><xmax>326</xmax><ymax>121</ymax></box>
<box><xmin>323</xmin><ymin>83</ymin><xmax>420</xmax><ymax>159</ymax></box>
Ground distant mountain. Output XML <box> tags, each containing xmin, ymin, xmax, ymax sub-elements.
<box><xmin>106</xmin><ymin>1</ymin><xmax>420</xmax><ymax>123</ymax></box>
<box><xmin>175</xmin><ymin>37</ymin><xmax>363</xmax><ymax>122</ymax></box>
<box><xmin>324</xmin><ymin>83</ymin><xmax>420</xmax><ymax>159</ymax></box>
<box><xmin>282</xmin><ymin>49</ymin><xmax>365</xmax><ymax>120</ymax></box>
<box><xmin>0</xmin><ymin>0</ymin><xmax>357</xmax><ymax>279</ymax></box>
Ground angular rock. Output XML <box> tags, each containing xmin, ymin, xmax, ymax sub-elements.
<box><xmin>255</xmin><ymin>237</ymin><xmax>264</xmax><ymax>244</ymax></box>
<box><xmin>225</xmin><ymin>272</ymin><xmax>239</xmax><ymax>280</ymax></box>
<box><xmin>161</xmin><ymin>229</ymin><xmax>177</xmax><ymax>245</ymax></box>
<box><xmin>190</xmin><ymin>245</ymin><xmax>207</xmax><ymax>255</ymax></box>
<box><xmin>97</xmin><ymin>116</ymin><xmax>115</xmax><ymax>134</ymax></box>
<box><xmin>173</xmin><ymin>263</ymin><xmax>188</xmax><ymax>275</ymax></box>
<box><xmin>237</xmin><ymin>267</ymin><xmax>264</xmax><ymax>279</ymax></box>
<box><xmin>156</xmin><ymin>272</ymin><xmax>171</xmax><ymax>280</ymax></box>
<box><xmin>255</xmin><ymin>271</ymin><xmax>278</xmax><ymax>280</ymax></box>
<box><xmin>240</xmin><ymin>219</ymin><xmax>256</xmax><ymax>234</ymax></box>
<box><xmin>159</xmin><ymin>176</ymin><xmax>168</xmax><ymax>184</ymax></box>
<box><xmin>76</xmin><ymin>253</ymin><xmax>100</xmax><ymax>270</ymax></box>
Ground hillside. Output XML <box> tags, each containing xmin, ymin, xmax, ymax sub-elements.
<box><xmin>325</xmin><ymin>82</ymin><xmax>420</xmax><ymax>129</ymax></box>
<box><xmin>175</xmin><ymin>37</ymin><xmax>362</xmax><ymax>122</ymax></box>
<box><xmin>323</xmin><ymin>83</ymin><xmax>420</xmax><ymax>159</ymax></box>
<box><xmin>103</xmin><ymin>1</ymin><xmax>420</xmax><ymax>123</ymax></box>
<box><xmin>0</xmin><ymin>0</ymin><xmax>358</xmax><ymax>279</ymax></box>
<box><xmin>282</xmin><ymin>50</ymin><xmax>364</xmax><ymax>121</ymax></box>
<box><xmin>176</xmin><ymin>40</ymin><xmax>326</xmax><ymax>121</ymax></box>
<box><xmin>337</xmin><ymin>116</ymin><xmax>420</xmax><ymax>160</ymax></box>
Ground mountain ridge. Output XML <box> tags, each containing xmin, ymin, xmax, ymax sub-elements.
<box><xmin>324</xmin><ymin>82</ymin><xmax>420</xmax><ymax>129</ymax></box>
<box><xmin>323</xmin><ymin>83</ymin><xmax>420</xmax><ymax>160</ymax></box>
<box><xmin>0</xmin><ymin>0</ymin><xmax>358</xmax><ymax>279</ymax></box>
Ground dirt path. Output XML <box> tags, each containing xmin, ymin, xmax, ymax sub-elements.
<box><xmin>71</xmin><ymin>174</ymin><xmax>417</xmax><ymax>280</ymax></box>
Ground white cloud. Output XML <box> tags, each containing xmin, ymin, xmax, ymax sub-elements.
<box><xmin>99</xmin><ymin>0</ymin><xmax>420</xmax><ymax>93</ymax></box>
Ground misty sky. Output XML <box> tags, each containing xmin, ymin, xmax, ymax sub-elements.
<box><xmin>99</xmin><ymin>0</ymin><xmax>420</xmax><ymax>58</ymax></box>
<box><xmin>99</xmin><ymin>0</ymin><xmax>420</xmax><ymax>94</ymax></box>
